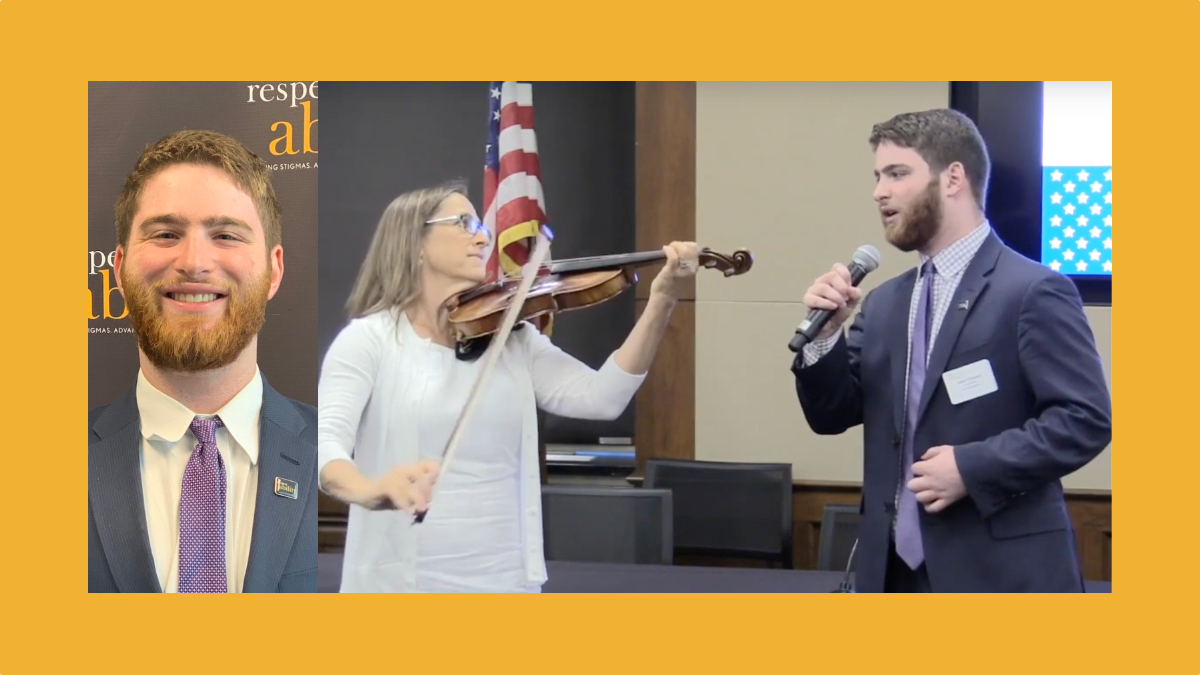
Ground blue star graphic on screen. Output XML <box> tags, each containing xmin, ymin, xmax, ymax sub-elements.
<box><xmin>1040</xmin><ymin>82</ymin><xmax>1111</xmax><ymax>278</ymax></box>
<box><xmin>1042</xmin><ymin>166</ymin><xmax>1111</xmax><ymax>276</ymax></box>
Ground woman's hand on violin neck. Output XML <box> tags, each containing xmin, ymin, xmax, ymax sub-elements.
<box><xmin>614</xmin><ymin>255</ymin><xmax>692</xmax><ymax>376</ymax></box>
<box><xmin>649</xmin><ymin>241</ymin><xmax>701</xmax><ymax>301</ymax></box>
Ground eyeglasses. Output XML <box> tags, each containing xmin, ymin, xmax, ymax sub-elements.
<box><xmin>424</xmin><ymin>214</ymin><xmax>492</xmax><ymax>243</ymax></box>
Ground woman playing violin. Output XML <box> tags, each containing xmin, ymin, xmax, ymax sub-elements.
<box><xmin>318</xmin><ymin>180</ymin><xmax>700</xmax><ymax>593</ymax></box>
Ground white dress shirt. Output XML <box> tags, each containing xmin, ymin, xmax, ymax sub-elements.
<box><xmin>318</xmin><ymin>310</ymin><xmax>646</xmax><ymax>592</ymax></box>
<box><xmin>411</xmin><ymin>319</ymin><xmax>529</xmax><ymax>592</ymax></box>
<box><xmin>136</xmin><ymin>368</ymin><xmax>262</xmax><ymax>593</ymax></box>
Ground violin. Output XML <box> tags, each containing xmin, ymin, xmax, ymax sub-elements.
<box><xmin>413</xmin><ymin>227</ymin><xmax>752</xmax><ymax>523</ymax></box>
<box><xmin>444</xmin><ymin>245</ymin><xmax>754</xmax><ymax>354</ymax></box>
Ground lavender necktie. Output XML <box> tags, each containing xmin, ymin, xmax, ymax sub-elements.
<box><xmin>895</xmin><ymin>261</ymin><xmax>935</xmax><ymax>570</ymax></box>
<box><xmin>179</xmin><ymin>416</ymin><xmax>228</xmax><ymax>593</ymax></box>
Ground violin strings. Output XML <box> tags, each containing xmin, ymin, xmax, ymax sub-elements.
<box><xmin>498</xmin><ymin>250</ymin><xmax>666</xmax><ymax>280</ymax></box>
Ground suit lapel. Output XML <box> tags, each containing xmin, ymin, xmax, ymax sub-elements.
<box><xmin>242</xmin><ymin>379</ymin><xmax>313</xmax><ymax>593</ymax></box>
<box><xmin>916</xmin><ymin>233</ymin><xmax>1002</xmax><ymax>423</ymax></box>
<box><xmin>89</xmin><ymin>389</ymin><xmax>161</xmax><ymax>593</ymax></box>
<box><xmin>890</xmin><ymin>269</ymin><xmax>918</xmax><ymax>440</ymax></box>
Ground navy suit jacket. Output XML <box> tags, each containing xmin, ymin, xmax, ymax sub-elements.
<box><xmin>88</xmin><ymin>376</ymin><xmax>318</xmax><ymax>593</ymax></box>
<box><xmin>792</xmin><ymin>232</ymin><xmax>1111</xmax><ymax>592</ymax></box>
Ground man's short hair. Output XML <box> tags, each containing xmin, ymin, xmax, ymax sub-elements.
<box><xmin>115</xmin><ymin>129</ymin><xmax>282</xmax><ymax>250</ymax></box>
<box><xmin>869</xmin><ymin>108</ymin><xmax>991</xmax><ymax>209</ymax></box>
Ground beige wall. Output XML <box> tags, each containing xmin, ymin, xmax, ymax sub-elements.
<box><xmin>693</xmin><ymin>81</ymin><xmax>1111</xmax><ymax>491</ymax></box>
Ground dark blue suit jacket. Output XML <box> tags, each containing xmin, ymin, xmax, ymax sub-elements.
<box><xmin>88</xmin><ymin>376</ymin><xmax>318</xmax><ymax>592</ymax></box>
<box><xmin>792</xmin><ymin>232</ymin><xmax>1111</xmax><ymax>592</ymax></box>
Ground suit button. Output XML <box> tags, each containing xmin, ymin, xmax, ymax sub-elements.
<box><xmin>892</xmin><ymin>435</ymin><xmax>900</xmax><ymax>448</ymax></box>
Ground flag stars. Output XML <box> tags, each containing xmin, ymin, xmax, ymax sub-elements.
<box><xmin>1077</xmin><ymin>193</ymin><xmax>1090</xmax><ymax>204</ymax></box>
<box><xmin>493</xmin><ymin>110</ymin><xmax>501</xmax><ymax>121</ymax></box>
<box><xmin>491</xmin><ymin>87</ymin><xmax>501</xmax><ymax>99</ymax></box>
<box><xmin>1077</xmin><ymin>170</ymin><xmax>1089</xmax><ymax>181</ymax></box>
<box><xmin>1076</xmin><ymin>261</ymin><xmax>1088</xmax><ymax>272</ymax></box>
<box><xmin>1089</xmin><ymin>249</ymin><xmax>1102</xmax><ymax>261</ymax></box>
<box><xmin>1063</xmin><ymin>250</ymin><xmax>1076</xmax><ymax>261</ymax></box>
<box><xmin>1064</xmin><ymin>204</ymin><xmax>1076</xmax><ymax>215</ymax></box>
<box><xmin>1091</xmin><ymin>181</ymin><xmax>1103</xmax><ymax>193</ymax></box>
<box><xmin>1104</xmin><ymin>215</ymin><xmax>1112</xmax><ymax>227</ymax></box>
<box><xmin>1105</xmin><ymin>169</ymin><xmax>1112</xmax><ymax>181</ymax></box>
<box><xmin>1050</xmin><ymin>237</ymin><xmax>1062</xmax><ymax>249</ymax></box>
<box><xmin>1103</xmin><ymin>260</ymin><xmax>1112</xmax><ymax>272</ymax></box>
<box><xmin>1051</xmin><ymin>170</ymin><xmax>1063</xmax><ymax>181</ymax></box>
<box><xmin>1064</xmin><ymin>226</ymin><xmax>1076</xmax><ymax>238</ymax></box>
<box><xmin>1090</xmin><ymin>204</ymin><xmax>1102</xmax><ymax>215</ymax></box>
<box><xmin>1050</xmin><ymin>260</ymin><xmax>1062</xmax><ymax>271</ymax></box>
<box><xmin>1076</xmin><ymin>238</ymin><xmax>1089</xmax><ymax>249</ymax></box>
<box><xmin>1076</xmin><ymin>215</ymin><xmax>1088</xmax><ymax>227</ymax></box>
<box><xmin>1050</xmin><ymin>215</ymin><xmax>1062</xmax><ymax>227</ymax></box>
<box><xmin>1090</xmin><ymin>227</ymin><xmax>1101</xmax><ymax>238</ymax></box>
<box><xmin>1051</xmin><ymin>193</ymin><xmax>1063</xmax><ymax>204</ymax></box>
<box><xmin>1104</xmin><ymin>192</ymin><xmax>1112</xmax><ymax>204</ymax></box>
<box><xmin>1064</xmin><ymin>181</ymin><xmax>1076</xmax><ymax>193</ymax></box>
<box><xmin>1104</xmin><ymin>238</ymin><xmax>1112</xmax><ymax>249</ymax></box>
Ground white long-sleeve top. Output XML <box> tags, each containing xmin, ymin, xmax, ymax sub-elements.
<box><xmin>318</xmin><ymin>310</ymin><xmax>646</xmax><ymax>592</ymax></box>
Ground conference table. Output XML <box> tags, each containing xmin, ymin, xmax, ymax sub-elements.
<box><xmin>317</xmin><ymin>553</ymin><xmax>1111</xmax><ymax>593</ymax></box>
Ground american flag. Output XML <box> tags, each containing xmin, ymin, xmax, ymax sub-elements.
<box><xmin>483</xmin><ymin>81</ymin><xmax>548</xmax><ymax>281</ymax></box>
<box><xmin>1041</xmin><ymin>166</ymin><xmax>1112</xmax><ymax>276</ymax></box>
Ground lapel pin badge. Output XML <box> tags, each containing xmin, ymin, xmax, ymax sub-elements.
<box><xmin>274</xmin><ymin>477</ymin><xmax>299</xmax><ymax>500</ymax></box>
<box><xmin>957</xmin><ymin>299</ymin><xmax>970</xmax><ymax>311</ymax></box>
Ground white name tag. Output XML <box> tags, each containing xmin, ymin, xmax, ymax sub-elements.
<box><xmin>942</xmin><ymin>359</ymin><xmax>999</xmax><ymax>405</ymax></box>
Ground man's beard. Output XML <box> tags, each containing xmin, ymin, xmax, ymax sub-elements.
<box><xmin>121</xmin><ymin>267</ymin><xmax>271</xmax><ymax>372</ymax></box>
<box><xmin>884</xmin><ymin>178</ymin><xmax>943</xmax><ymax>253</ymax></box>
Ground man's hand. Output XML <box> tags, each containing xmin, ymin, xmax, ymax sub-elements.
<box><xmin>909</xmin><ymin>445</ymin><xmax>966</xmax><ymax>513</ymax></box>
<box><xmin>801</xmin><ymin>263</ymin><xmax>863</xmax><ymax>340</ymax></box>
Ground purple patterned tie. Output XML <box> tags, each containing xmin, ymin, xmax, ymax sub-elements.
<box><xmin>178</xmin><ymin>416</ymin><xmax>228</xmax><ymax>593</ymax></box>
<box><xmin>895</xmin><ymin>261</ymin><xmax>935</xmax><ymax>570</ymax></box>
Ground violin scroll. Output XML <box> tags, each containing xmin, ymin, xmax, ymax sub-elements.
<box><xmin>698</xmin><ymin>248</ymin><xmax>754</xmax><ymax>277</ymax></box>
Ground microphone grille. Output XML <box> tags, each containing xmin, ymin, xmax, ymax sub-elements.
<box><xmin>852</xmin><ymin>244</ymin><xmax>882</xmax><ymax>272</ymax></box>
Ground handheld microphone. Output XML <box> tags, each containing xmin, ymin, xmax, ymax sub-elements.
<box><xmin>788</xmin><ymin>245</ymin><xmax>882</xmax><ymax>353</ymax></box>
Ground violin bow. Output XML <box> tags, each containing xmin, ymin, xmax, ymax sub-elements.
<box><xmin>413</xmin><ymin>224</ymin><xmax>555</xmax><ymax>523</ymax></box>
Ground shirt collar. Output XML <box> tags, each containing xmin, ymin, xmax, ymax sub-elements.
<box><xmin>136</xmin><ymin>367</ymin><xmax>263</xmax><ymax>465</ymax></box>
<box><xmin>919</xmin><ymin>219</ymin><xmax>992</xmax><ymax>278</ymax></box>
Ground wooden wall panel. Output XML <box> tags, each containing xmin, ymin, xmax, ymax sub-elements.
<box><xmin>632</xmin><ymin>81</ymin><xmax>697</xmax><ymax>476</ymax></box>
<box><xmin>1064</xmin><ymin>491</ymin><xmax>1113</xmax><ymax>582</ymax></box>
<box><xmin>318</xmin><ymin>493</ymin><xmax>348</xmax><ymax>553</ymax></box>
